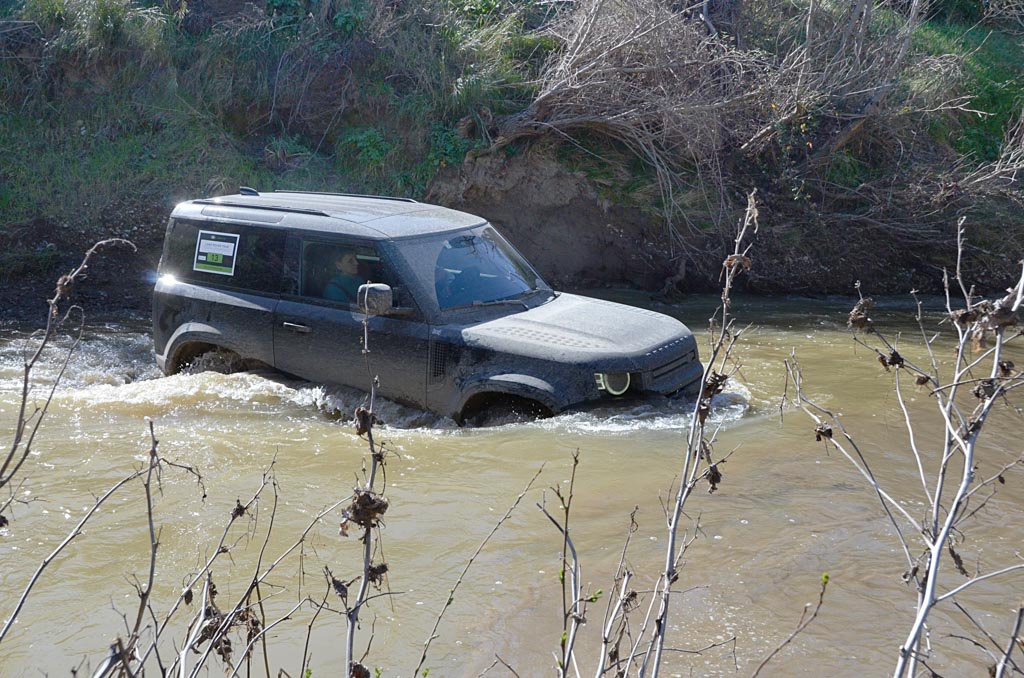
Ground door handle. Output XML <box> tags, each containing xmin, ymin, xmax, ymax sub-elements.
<box><xmin>282</xmin><ymin>321</ymin><xmax>312</xmax><ymax>334</ymax></box>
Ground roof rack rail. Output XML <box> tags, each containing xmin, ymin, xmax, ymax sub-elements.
<box><xmin>193</xmin><ymin>199</ymin><xmax>330</xmax><ymax>218</ymax></box>
<box><xmin>270</xmin><ymin>190</ymin><xmax>418</xmax><ymax>204</ymax></box>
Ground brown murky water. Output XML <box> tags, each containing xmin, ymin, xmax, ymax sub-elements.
<box><xmin>1</xmin><ymin>293</ymin><xmax>1021</xmax><ymax>677</ymax></box>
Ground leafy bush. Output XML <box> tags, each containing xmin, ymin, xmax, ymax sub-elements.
<box><xmin>336</xmin><ymin>127</ymin><xmax>393</xmax><ymax>174</ymax></box>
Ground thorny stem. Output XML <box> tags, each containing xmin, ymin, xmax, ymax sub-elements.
<box><xmin>179</xmin><ymin>574</ymin><xmax>213</xmax><ymax>678</ymax></box>
<box><xmin>547</xmin><ymin>450</ymin><xmax>581</xmax><ymax>676</ymax></box>
<box><xmin>126</xmin><ymin>422</ymin><xmax>162</xmax><ymax>658</ymax></box>
<box><xmin>644</xmin><ymin>189</ymin><xmax>757</xmax><ymax>677</ymax></box>
<box><xmin>301</xmin><ymin>584</ymin><xmax>333</xmax><ymax>677</ymax></box>
<box><xmin>786</xmin><ymin>364</ymin><xmax>919</xmax><ymax>569</ymax></box>
<box><xmin>347</xmin><ymin>308</ymin><xmax>384</xmax><ymax>675</ymax></box>
<box><xmin>595</xmin><ymin>508</ymin><xmax>639</xmax><ymax>678</ymax></box>
<box><xmin>185</xmin><ymin>483</ymin><xmax>284</xmax><ymax>677</ymax></box>
<box><xmin>790</xmin><ymin>232</ymin><xmax>1022</xmax><ymax>677</ymax></box>
<box><xmin>538</xmin><ymin>481</ymin><xmax>583</xmax><ymax>676</ymax></box>
<box><xmin>897</xmin><ymin>268</ymin><xmax>1024</xmax><ymax>675</ymax></box>
<box><xmin>136</xmin><ymin>473</ymin><xmax>271</xmax><ymax>669</ymax></box>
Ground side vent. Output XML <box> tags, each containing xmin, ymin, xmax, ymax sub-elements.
<box><xmin>429</xmin><ymin>342</ymin><xmax>451</xmax><ymax>384</ymax></box>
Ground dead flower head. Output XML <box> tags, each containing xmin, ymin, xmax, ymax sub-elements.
<box><xmin>722</xmin><ymin>254</ymin><xmax>752</xmax><ymax>278</ymax></box>
<box><xmin>354</xmin><ymin>406</ymin><xmax>377</xmax><ymax>437</ymax></box>
<box><xmin>368</xmin><ymin>562</ymin><xmax>389</xmax><ymax>587</ymax></box>
<box><xmin>706</xmin><ymin>464</ymin><xmax>722</xmax><ymax>494</ymax></box>
<box><xmin>702</xmin><ymin>371</ymin><xmax>729</xmax><ymax>400</ymax></box>
<box><xmin>971</xmin><ymin>379</ymin><xmax>997</xmax><ymax>400</ymax></box>
<box><xmin>815</xmin><ymin>423</ymin><xmax>833</xmax><ymax>441</ymax></box>
<box><xmin>848</xmin><ymin>297</ymin><xmax>875</xmax><ymax>332</ymax></box>
<box><xmin>339</xmin><ymin>489</ymin><xmax>389</xmax><ymax>536</ymax></box>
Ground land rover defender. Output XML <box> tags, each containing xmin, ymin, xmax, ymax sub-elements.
<box><xmin>152</xmin><ymin>190</ymin><xmax>703</xmax><ymax>422</ymax></box>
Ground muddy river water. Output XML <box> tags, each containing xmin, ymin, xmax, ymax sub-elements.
<box><xmin>0</xmin><ymin>292</ymin><xmax>1021</xmax><ymax>676</ymax></box>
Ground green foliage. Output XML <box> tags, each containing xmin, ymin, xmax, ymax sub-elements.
<box><xmin>331</xmin><ymin>0</ymin><xmax>368</xmax><ymax>37</ymax></box>
<box><xmin>336</xmin><ymin>127</ymin><xmax>393</xmax><ymax>175</ymax></box>
<box><xmin>554</xmin><ymin>136</ymin><xmax>662</xmax><ymax>213</ymax></box>
<box><xmin>267</xmin><ymin>0</ymin><xmax>303</xmax><ymax>19</ymax></box>
<box><xmin>426</xmin><ymin>123</ymin><xmax>476</xmax><ymax>169</ymax></box>
<box><xmin>0</xmin><ymin>95</ymin><xmax>266</xmax><ymax>227</ymax></box>
<box><xmin>21</xmin><ymin>0</ymin><xmax>70</xmax><ymax>30</ymax></box>
<box><xmin>915</xmin><ymin>21</ymin><xmax>1024</xmax><ymax>161</ymax></box>
<box><xmin>453</xmin><ymin>0</ymin><xmax>503</xmax><ymax>20</ymax></box>
<box><xmin>824</xmin><ymin>150</ymin><xmax>869</xmax><ymax>189</ymax></box>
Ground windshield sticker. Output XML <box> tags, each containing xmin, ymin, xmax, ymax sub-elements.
<box><xmin>193</xmin><ymin>230</ymin><xmax>239</xmax><ymax>276</ymax></box>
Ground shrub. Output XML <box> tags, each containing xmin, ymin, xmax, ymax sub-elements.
<box><xmin>336</xmin><ymin>126</ymin><xmax>393</xmax><ymax>174</ymax></box>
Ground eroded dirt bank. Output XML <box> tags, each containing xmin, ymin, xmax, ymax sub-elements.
<box><xmin>2</xmin><ymin>148</ymin><xmax>1021</xmax><ymax>323</ymax></box>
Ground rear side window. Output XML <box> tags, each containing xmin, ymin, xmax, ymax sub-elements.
<box><xmin>160</xmin><ymin>219</ymin><xmax>286</xmax><ymax>294</ymax></box>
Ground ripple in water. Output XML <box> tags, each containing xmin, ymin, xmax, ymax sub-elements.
<box><xmin>1</xmin><ymin>323</ymin><xmax>751</xmax><ymax>434</ymax></box>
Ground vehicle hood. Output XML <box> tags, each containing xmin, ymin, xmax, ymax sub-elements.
<box><xmin>458</xmin><ymin>292</ymin><xmax>693</xmax><ymax>367</ymax></box>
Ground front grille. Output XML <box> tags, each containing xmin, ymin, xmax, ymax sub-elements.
<box><xmin>644</xmin><ymin>346</ymin><xmax>701</xmax><ymax>395</ymax></box>
<box><xmin>652</xmin><ymin>349</ymin><xmax>696</xmax><ymax>380</ymax></box>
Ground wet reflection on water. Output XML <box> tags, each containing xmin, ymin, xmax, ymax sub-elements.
<box><xmin>0</xmin><ymin>294</ymin><xmax>1021</xmax><ymax>676</ymax></box>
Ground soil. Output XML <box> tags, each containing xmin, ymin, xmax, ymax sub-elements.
<box><xmin>426</xmin><ymin>147</ymin><xmax>680</xmax><ymax>292</ymax></box>
<box><xmin>1</xmin><ymin>204</ymin><xmax>166</xmax><ymax>323</ymax></box>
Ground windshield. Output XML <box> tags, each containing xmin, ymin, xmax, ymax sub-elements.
<box><xmin>390</xmin><ymin>225</ymin><xmax>549</xmax><ymax>312</ymax></box>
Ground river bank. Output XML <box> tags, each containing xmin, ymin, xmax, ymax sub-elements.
<box><xmin>2</xmin><ymin>163</ymin><xmax>1021</xmax><ymax>325</ymax></box>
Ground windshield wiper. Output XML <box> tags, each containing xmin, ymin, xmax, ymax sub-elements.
<box><xmin>443</xmin><ymin>295</ymin><xmax>530</xmax><ymax>312</ymax></box>
<box><xmin>472</xmin><ymin>297</ymin><xmax>529</xmax><ymax>309</ymax></box>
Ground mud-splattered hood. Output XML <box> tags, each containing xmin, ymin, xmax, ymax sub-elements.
<box><xmin>459</xmin><ymin>292</ymin><xmax>694</xmax><ymax>367</ymax></box>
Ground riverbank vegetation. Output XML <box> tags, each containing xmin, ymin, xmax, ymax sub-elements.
<box><xmin>0</xmin><ymin>0</ymin><xmax>1022</xmax><ymax>306</ymax></box>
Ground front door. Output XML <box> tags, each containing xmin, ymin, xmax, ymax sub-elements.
<box><xmin>272</xmin><ymin>235</ymin><xmax>430</xmax><ymax>408</ymax></box>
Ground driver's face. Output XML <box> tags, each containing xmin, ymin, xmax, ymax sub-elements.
<box><xmin>337</xmin><ymin>252</ymin><xmax>359</xmax><ymax>275</ymax></box>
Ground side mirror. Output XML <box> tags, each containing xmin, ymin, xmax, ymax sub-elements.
<box><xmin>357</xmin><ymin>283</ymin><xmax>393</xmax><ymax>316</ymax></box>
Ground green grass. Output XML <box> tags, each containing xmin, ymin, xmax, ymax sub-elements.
<box><xmin>0</xmin><ymin>94</ymin><xmax>268</xmax><ymax>226</ymax></box>
<box><xmin>915</xmin><ymin>21</ymin><xmax>1024</xmax><ymax>161</ymax></box>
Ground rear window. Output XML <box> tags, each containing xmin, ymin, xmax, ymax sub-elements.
<box><xmin>160</xmin><ymin>219</ymin><xmax>286</xmax><ymax>294</ymax></box>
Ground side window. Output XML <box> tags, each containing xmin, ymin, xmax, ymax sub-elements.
<box><xmin>297</xmin><ymin>240</ymin><xmax>390</xmax><ymax>305</ymax></box>
<box><xmin>160</xmin><ymin>219</ymin><xmax>285</xmax><ymax>294</ymax></box>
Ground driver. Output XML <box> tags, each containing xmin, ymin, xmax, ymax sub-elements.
<box><xmin>324</xmin><ymin>250</ymin><xmax>365</xmax><ymax>302</ymax></box>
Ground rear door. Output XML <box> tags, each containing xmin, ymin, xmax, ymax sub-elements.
<box><xmin>273</xmin><ymin>235</ymin><xmax>430</xmax><ymax>408</ymax></box>
<box><xmin>154</xmin><ymin>219</ymin><xmax>285</xmax><ymax>367</ymax></box>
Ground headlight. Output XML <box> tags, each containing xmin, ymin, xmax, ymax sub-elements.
<box><xmin>595</xmin><ymin>372</ymin><xmax>631</xmax><ymax>396</ymax></box>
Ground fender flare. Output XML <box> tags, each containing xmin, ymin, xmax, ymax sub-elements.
<box><xmin>158</xmin><ymin>322</ymin><xmax>227</xmax><ymax>373</ymax></box>
<box><xmin>455</xmin><ymin>373</ymin><xmax>566</xmax><ymax>418</ymax></box>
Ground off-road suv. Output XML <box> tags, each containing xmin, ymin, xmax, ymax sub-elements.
<box><xmin>152</xmin><ymin>189</ymin><xmax>703</xmax><ymax>422</ymax></box>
